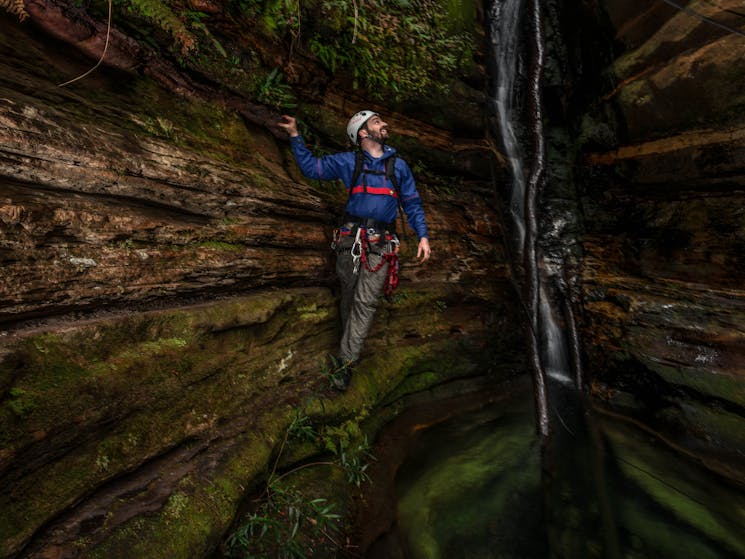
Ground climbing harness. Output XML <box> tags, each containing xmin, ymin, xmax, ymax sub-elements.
<box><xmin>331</xmin><ymin>150</ymin><xmax>408</xmax><ymax>297</ymax></box>
<box><xmin>358</xmin><ymin>227</ymin><xmax>400</xmax><ymax>298</ymax></box>
<box><xmin>332</xmin><ymin>223</ymin><xmax>400</xmax><ymax>297</ymax></box>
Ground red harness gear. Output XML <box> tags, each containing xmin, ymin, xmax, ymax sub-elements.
<box><xmin>359</xmin><ymin>229</ymin><xmax>399</xmax><ymax>297</ymax></box>
<box><xmin>349</xmin><ymin>185</ymin><xmax>399</xmax><ymax>198</ymax></box>
<box><xmin>335</xmin><ymin>225</ymin><xmax>399</xmax><ymax>298</ymax></box>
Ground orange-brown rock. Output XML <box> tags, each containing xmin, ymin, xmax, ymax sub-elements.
<box><xmin>0</xmin><ymin>6</ymin><xmax>515</xmax><ymax>559</ymax></box>
<box><xmin>576</xmin><ymin>0</ymin><xmax>745</xmax><ymax>476</ymax></box>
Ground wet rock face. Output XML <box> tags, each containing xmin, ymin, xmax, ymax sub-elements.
<box><xmin>0</xmin><ymin>16</ymin><xmax>330</xmax><ymax>324</ymax></box>
<box><xmin>577</xmin><ymin>0</ymin><xmax>745</xmax><ymax>474</ymax></box>
<box><xmin>0</xmin><ymin>6</ymin><xmax>515</xmax><ymax>559</ymax></box>
<box><xmin>0</xmin><ymin>8</ymin><xmax>497</xmax><ymax>327</ymax></box>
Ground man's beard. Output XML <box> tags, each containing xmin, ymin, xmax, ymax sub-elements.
<box><xmin>368</xmin><ymin>128</ymin><xmax>388</xmax><ymax>145</ymax></box>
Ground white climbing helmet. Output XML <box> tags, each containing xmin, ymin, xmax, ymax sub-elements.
<box><xmin>346</xmin><ymin>110</ymin><xmax>378</xmax><ymax>145</ymax></box>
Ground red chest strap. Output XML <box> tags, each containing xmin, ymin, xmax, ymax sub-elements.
<box><xmin>350</xmin><ymin>185</ymin><xmax>399</xmax><ymax>198</ymax></box>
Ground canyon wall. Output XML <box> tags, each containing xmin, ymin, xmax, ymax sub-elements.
<box><xmin>577</xmin><ymin>0</ymin><xmax>745</xmax><ymax>478</ymax></box>
<box><xmin>3</xmin><ymin>0</ymin><xmax>744</xmax><ymax>556</ymax></box>
<box><xmin>0</xmin><ymin>2</ymin><xmax>520</xmax><ymax>557</ymax></box>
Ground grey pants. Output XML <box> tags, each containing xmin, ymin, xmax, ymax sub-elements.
<box><xmin>336</xmin><ymin>238</ymin><xmax>388</xmax><ymax>364</ymax></box>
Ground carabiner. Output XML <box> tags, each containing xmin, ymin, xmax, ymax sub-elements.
<box><xmin>351</xmin><ymin>226</ymin><xmax>363</xmax><ymax>275</ymax></box>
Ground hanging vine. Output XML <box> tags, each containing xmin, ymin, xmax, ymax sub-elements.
<box><xmin>58</xmin><ymin>0</ymin><xmax>113</xmax><ymax>87</ymax></box>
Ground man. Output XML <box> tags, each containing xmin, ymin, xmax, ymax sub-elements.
<box><xmin>278</xmin><ymin>110</ymin><xmax>431</xmax><ymax>390</ymax></box>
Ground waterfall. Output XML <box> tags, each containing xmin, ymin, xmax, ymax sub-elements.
<box><xmin>539</xmin><ymin>285</ymin><xmax>573</xmax><ymax>385</ymax></box>
<box><xmin>490</xmin><ymin>0</ymin><xmax>526</xmax><ymax>252</ymax></box>
<box><xmin>489</xmin><ymin>0</ymin><xmax>579</xmax><ymax>436</ymax></box>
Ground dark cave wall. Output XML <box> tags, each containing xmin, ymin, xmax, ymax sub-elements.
<box><xmin>574</xmin><ymin>0</ymin><xmax>745</xmax><ymax>476</ymax></box>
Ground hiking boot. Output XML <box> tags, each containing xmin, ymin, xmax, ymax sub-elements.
<box><xmin>331</xmin><ymin>363</ymin><xmax>354</xmax><ymax>391</ymax></box>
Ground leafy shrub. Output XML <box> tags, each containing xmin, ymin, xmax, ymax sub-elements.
<box><xmin>225</xmin><ymin>407</ymin><xmax>373</xmax><ymax>558</ymax></box>
<box><xmin>310</xmin><ymin>0</ymin><xmax>474</xmax><ymax>101</ymax></box>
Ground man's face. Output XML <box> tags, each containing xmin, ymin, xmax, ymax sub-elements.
<box><xmin>363</xmin><ymin>115</ymin><xmax>388</xmax><ymax>142</ymax></box>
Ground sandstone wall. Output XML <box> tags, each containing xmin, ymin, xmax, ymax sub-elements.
<box><xmin>0</xmin><ymin>5</ymin><xmax>518</xmax><ymax>557</ymax></box>
<box><xmin>577</xmin><ymin>0</ymin><xmax>745</xmax><ymax>478</ymax></box>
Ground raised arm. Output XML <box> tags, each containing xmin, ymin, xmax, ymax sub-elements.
<box><xmin>278</xmin><ymin>115</ymin><xmax>352</xmax><ymax>183</ymax></box>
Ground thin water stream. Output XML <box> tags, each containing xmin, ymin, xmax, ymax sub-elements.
<box><xmin>491</xmin><ymin>0</ymin><xmax>527</xmax><ymax>251</ymax></box>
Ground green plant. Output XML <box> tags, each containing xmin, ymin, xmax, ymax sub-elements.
<box><xmin>226</xmin><ymin>404</ymin><xmax>374</xmax><ymax>557</ymax></box>
<box><xmin>255</xmin><ymin>67</ymin><xmax>297</xmax><ymax>110</ymax></box>
<box><xmin>233</xmin><ymin>0</ymin><xmax>262</xmax><ymax>15</ymax></box>
<box><xmin>309</xmin><ymin>35</ymin><xmax>351</xmax><ymax>74</ymax></box>
<box><xmin>319</xmin><ymin>354</ymin><xmax>346</xmax><ymax>390</ymax></box>
<box><xmin>337</xmin><ymin>437</ymin><xmax>373</xmax><ymax>487</ymax></box>
<box><xmin>259</xmin><ymin>0</ymin><xmax>301</xmax><ymax>41</ymax></box>
<box><xmin>226</xmin><ymin>482</ymin><xmax>340</xmax><ymax>559</ymax></box>
<box><xmin>188</xmin><ymin>16</ymin><xmax>228</xmax><ymax>58</ymax></box>
<box><xmin>317</xmin><ymin>409</ymin><xmax>374</xmax><ymax>487</ymax></box>
<box><xmin>287</xmin><ymin>409</ymin><xmax>317</xmax><ymax>443</ymax></box>
<box><xmin>310</xmin><ymin>0</ymin><xmax>473</xmax><ymax>101</ymax></box>
<box><xmin>118</xmin><ymin>0</ymin><xmax>197</xmax><ymax>54</ymax></box>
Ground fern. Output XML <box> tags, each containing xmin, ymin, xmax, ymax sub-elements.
<box><xmin>189</xmin><ymin>19</ymin><xmax>227</xmax><ymax>58</ymax></box>
<box><xmin>122</xmin><ymin>0</ymin><xmax>197</xmax><ymax>54</ymax></box>
<box><xmin>0</xmin><ymin>0</ymin><xmax>28</xmax><ymax>21</ymax></box>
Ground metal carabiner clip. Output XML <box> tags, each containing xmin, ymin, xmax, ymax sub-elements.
<box><xmin>351</xmin><ymin>227</ymin><xmax>363</xmax><ymax>275</ymax></box>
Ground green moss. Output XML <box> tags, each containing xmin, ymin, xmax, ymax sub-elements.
<box><xmin>0</xmin><ymin>289</ymin><xmax>341</xmax><ymax>557</ymax></box>
<box><xmin>0</xmin><ymin>278</ymin><xmax>501</xmax><ymax>558</ymax></box>
<box><xmin>605</xmin><ymin>421</ymin><xmax>745</xmax><ymax>557</ymax></box>
<box><xmin>658</xmin><ymin>400</ymin><xmax>745</xmax><ymax>461</ymax></box>
<box><xmin>395</xmin><ymin>412</ymin><xmax>539</xmax><ymax>559</ymax></box>
<box><xmin>296</xmin><ymin>303</ymin><xmax>330</xmax><ymax>321</ymax></box>
<box><xmin>618</xmin><ymin>499</ymin><xmax>724</xmax><ymax>559</ymax></box>
<box><xmin>162</xmin><ymin>492</ymin><xmax>190</xmax><ymax>523</ymax></box>
<box><xmin>643</xmin><ymin>361</ymin><xmax>745</xmax><ymax>409</ymax></box>
<box><xmin>6</xmin><ymin>387</ymin><xmax>37</xmax><ymax>416</ymax></box>
<box><xmin>83</xmin><ymin>411</ymin><xmax>286</xmax><ymax>559</ymax></box>
<box><xmin>87</xmin><ymin>75</ymin><xmax>265</xmax><ymax>171</ymax></box>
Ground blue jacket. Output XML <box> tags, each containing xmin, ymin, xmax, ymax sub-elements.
<box><xmin>289</xmin><ymin>135</ymin><xmax>429</xmax><ymax>239</ymax></box>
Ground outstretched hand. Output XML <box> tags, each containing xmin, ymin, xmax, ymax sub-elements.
<box><xmin>417</xmin><ymin>237</ymin><xmax>431</xmax><ymax>263</ymax></box>
<box><xmin>277</xmin><ymin>115</ymin><xmax>299</xmax><ymax>137</ymax></box>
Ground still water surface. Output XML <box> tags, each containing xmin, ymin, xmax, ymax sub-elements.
<box><xmin>366</xmin><ymin>385</ymin><xmax>745</xmax><ymax>559</ymax></box>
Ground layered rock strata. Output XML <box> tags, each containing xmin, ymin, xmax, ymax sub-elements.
<box><xmin>578</xmin><ymin>0</ymin><xmax>745</xmax><ymax>478</ymax></box>
<box><xmin>0</xmin><ymin>6</ymin><xmax>514</xmax><ymax>558</ymax></box>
